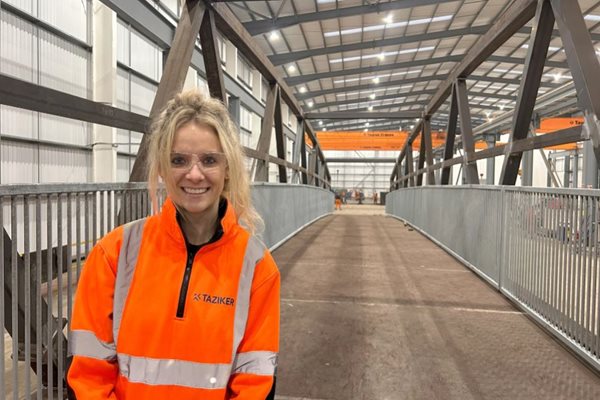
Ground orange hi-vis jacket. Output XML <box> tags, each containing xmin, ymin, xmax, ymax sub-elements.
<box><xmin>68</xmin><ymin>198</ymin><xmax>280</xmax><ymax>399</ymax></box>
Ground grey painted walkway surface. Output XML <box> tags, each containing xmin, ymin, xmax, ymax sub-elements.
<box><xmin>272</xmin><ymin>205</ymin><xmax>600</xmax><ymax>400</ymax></box>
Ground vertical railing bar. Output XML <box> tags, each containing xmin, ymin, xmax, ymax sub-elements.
<box><xmin>92</xmin><ymin>191</ymin><xmax>98</xmax><ymax>246</ymax></box>
<box><xmin>542</xmin><ymin>193</ymin><xmax>549</xmax><ymax>319</ymax></box>
<box><xmin>46</xmin><ymin>194</ymin><xmax>54</xmax><ymax>400</ymax></box>
<box><xmin>76</xmin><ymin>193</ymin><xmax>82</xmax><ymax>283</ymax></box>
<box><xmin>100</xmin><ymin>190</ymin><xmax>105</xmax><ymax>238</ymax></box>
<box><xmin>585</xmin><ymin>195</ymin><xmax>593</xmax><ymax>350</ymax></box>
<box><xmin>56</xmin><ymin>195</ymin><xmax>64</xmax><ymax>400</ymax></box>
<box><xmin>569</xmin><ymin>194</ymin><xmax>576</xmax><ymax>338</ymax></box>
<box><xmin>579</xmin><ymin>196</ymin><xmax>588</xmax><ymax>348</ymax></box>
<box><xmin>592</xmin><ymin>197</ymin><xmax>600</xmax><ymax>359</ymax></box>
<box><xmin>24</xmin><ymin>195</ymin><xmax>31</xmax><ymax>400</ymax></box>
<box><xmin>67</xmin><ymin>193</ymin><xmax>73</xmax><ymax>327</ymax></box>
<box><xmin>84</xmin><ymin>193</ymin><xmax>90</xmax><ymax>260</ymax></box>
<box><xmin>35</xmin><ymin>195</ymin><xmax>42</xmax><ymax>400</ymax></box>
<box><xmin>551</xmin><ymin>193</ymin><xmax>559</xmax><ymax>327</ymax></box>
<box><xmin>0</xmin><ymin>196</ymin><xmax>4</xmax><ymax>399</ymax></box>
<box><xmin>558</xmin><ymin>191</ymin><xmax>569</xmax><ymax>334</ymax></box>
<box><xmin>11</xmin><ymin>196</ymin><xmax>19</xmax><ymax>400</ymax></box>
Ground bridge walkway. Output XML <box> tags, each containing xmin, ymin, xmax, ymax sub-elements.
<box><xmin>272</xmin><ymin>205</ymin><xmax>600</xmax><ymax>400</ymax></box>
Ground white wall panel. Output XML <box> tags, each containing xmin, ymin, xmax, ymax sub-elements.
<box><xmin>116</xmin><ymin>129</ymin><xmax>130</xmax><ymax>153</ymax></box>
<box><xmin>130</xmin><ymin>76</ymin><xmax>156</xmax><ymax>116</ymax></box>
<box><xmin>39</xmin><ymin>0</ymin><xmax>88</xmax><ymax>42</ymax></box>
<box><xmin>117</xmin><ymin>155</ymin><xmax>132</xmax><ymax>182</ymax></box>
<box><xmin>2</xmin><ymin>0</ymin><xmax>33</xmax><ymax>14</ymax></box>
<box><xmin>39</xmin><ymin>147</ymin><xmax>90</xmax><ymax>183</ymax></box>
<box><xmin>39</xmin><ymin>30</ymin><xmax>90</xmax><ymax>97</ymax></box>
<box><xmin>130</xmin><ymin>29</ymin><xmax>162</xmax><ymax>80</ymax></box>
<box><xmin>38</xmin><ymin>114</ymin><xmax>91</xmax><ymax>146</ymax></box>
<box><xmin>116</xmin><ymin>68</ymin><xmax>130</xmax><ymax>109</ymax></box>
<box><xmin>0</xmin><ymin>10</ymin><xmax>36</xmax><ymax>82</ymax></box>
<box><xmin>1</xmin><ymin>105</ymin><xmax>36</xmax><ymax>139</ymax></box>
<box><xmin>116</xmin><ymin>20</ymin><xmax>130</xmax><ymax>65</ymax></box>
<box><xmin>1</xmin><ymin>140</ymin><xmax>38</xmax><ymax>183</ymax></box>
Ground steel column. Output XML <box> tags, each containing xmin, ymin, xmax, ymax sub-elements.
<box><xmin>254</xmin><ymin>83</ymin><xmax>278</xmax><ymax>182</ymax></box>
<box><xmin>441</xmin><ymin>87</ymin><xmax>458</xmax><ymax>185</ymax></box>
<box><xmin>416</xmin><ymin>132</ymin><xmax>426</xmax><ymax>187</ymax></box>
<box><xmin>129</xmin><ymin>0</ymin><xmax>206</xmax><ymax>182</ymax></box>
<box><xmin>423</xmin><ymin>117</ymin><xmax>435</xmax><ymax>185</ymax></box>
<box><xmin>273</xmin><ymin>89</ymin><xmax>287</xmax><ymax>183</ymax></box>
<box><xmin>485</xmin><ymin>134</ymin><xmax>497</xmax><ymax>185</ymax></box>
<box><xmin>500</xmin><ymin>0</ymin><xmax>554</xmax><ymax>185</ymax></box>
<box><xmin>291</xmin><ymin>119</ymin><xmax>304</xmax><ymax>184</ymax></box>
<box><xmin>455</xmin><ymin>79</ymin><xmax>480</xmax><ymax>184</ymax></box>
<box><xmin>406</xmin><ymin>148</ymin><xmax>415</xmax><ymax>187</ymax></box>
<box><xmin>199</xmin><ymin>8</ymin><xmax>227</xmax><ymax>103</ymax></box>
<box><xmin>551</xmin><ymin>0</ymin><xmax>600</xmax><ymax>164</ymax></box>
<box><xmin>583</xmin><ymin>140</ymin><xmax>599</xmax><ymax>188</ymax></box>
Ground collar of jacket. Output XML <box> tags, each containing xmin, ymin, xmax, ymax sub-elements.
<box><xmin>159</xmin><ymin>197</ymin><xmax>239</xmax><ymax>250</ymax></box>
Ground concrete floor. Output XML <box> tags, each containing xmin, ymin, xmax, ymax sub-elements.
<box><xmin>272</xmin><ymin>206</ymin><xmax>600</xmax><ymax>400</ymax></box>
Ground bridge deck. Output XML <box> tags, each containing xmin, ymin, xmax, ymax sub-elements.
<box><xmin>273</xmin><ymin>205</ymin><xmax>600</xmax><ymax>400</ymax></box>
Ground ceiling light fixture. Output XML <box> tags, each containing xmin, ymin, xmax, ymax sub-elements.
<box><xmin>307</xmin><ymin>101</ymin><xmax>314</xmax><ymax>108</ymax></box>
<box><xmin>287</xmin><ymin>65</ymin><xmax>296</xmax><ymax>73</ymax></box>
<box><xmin>269</xmin><ymin>31</ymin><xmax>280</xmax><ymax>41</ymax></box>
<box><xmin>324</xmin><ymin>15</ymin><xmax>453</xmax><ymax>37</ymax></box>
<box><xmin>299</xmin><ymin>86</ymin><xmax>307</xmax><ymax>93</ymax></box>
<box><xmin>330</xmin><ymin>46</ymin><xmax>434</xmax><ymax>64</ymax></box>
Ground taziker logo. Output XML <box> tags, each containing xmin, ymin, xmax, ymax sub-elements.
<box><xmin>193</xmin><ymin>292</ymin><xmax>235</xmax><ymax>306</ymax></box>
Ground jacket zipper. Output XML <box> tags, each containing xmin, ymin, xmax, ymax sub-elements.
<box><xmin>176</xmin><ymin>250</ymin><xmax>195</xmax><ymax>318</ymax></box>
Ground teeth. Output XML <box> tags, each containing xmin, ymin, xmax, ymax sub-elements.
<box><xmin>183</xmin><ymin>187</ymin><xmax>208</xmax><ymax>194</ymax></box>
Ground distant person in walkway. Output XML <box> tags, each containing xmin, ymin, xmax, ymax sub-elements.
<box><xmin>335</xmin><ymin>193</ymin><xmax>342</xmax><ymax>210</ymax></box>
<box><xmin>68</xmin><ymin>90</ymin><xmax>280</xmax><ymax>399</ymax></box>
<box><xmin>373</xmin><ymin>192</ymin><xmax>378</xmax><ymax>205</ymax></box>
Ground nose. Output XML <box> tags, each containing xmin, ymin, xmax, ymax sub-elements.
<box><xmin>185</xmin><ymin>163</ymin><xmax>206</xmax><ymax>181</ymax></box>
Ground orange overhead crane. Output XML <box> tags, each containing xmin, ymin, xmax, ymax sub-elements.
<box><xmin>312</xmin><ymin>118</ymin><xmax>582</xmax><ymax>151</ymax></box>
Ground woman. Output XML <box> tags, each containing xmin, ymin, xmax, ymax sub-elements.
<box><xmin>68</xmin><ymin>90</ymin><xmax>280</xmax><ymax>399</ymax></box>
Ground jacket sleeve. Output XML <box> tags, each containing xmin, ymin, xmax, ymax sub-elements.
<box><xmin>228</xmin><ymin>250</ymin><xmax>280</xmax><ymax>399</ymax></box>
<box><xmin>67</xmin><ymin>230</ymin><xmax>122</xmax><ymax>399</ymax></box>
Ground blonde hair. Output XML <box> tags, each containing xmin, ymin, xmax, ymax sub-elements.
<box><xmin>147</xmin><ymin>90</ymin><xmax>262</xmax><ymax>234</ymax></box>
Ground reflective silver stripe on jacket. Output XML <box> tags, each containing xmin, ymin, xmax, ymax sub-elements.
<box><xmin>118</xmin><ymin>354</ymin><xmax>231</xmax><ymax>389</ymax></box>
<box><xmin>69</xmin><ymin>329</ymin><xmax>117</xmax><ymax>361</ymax></box>
<box><xmin>232</xmin><ymin>351</ymin><xmax>277</xmax><ymax>375</ymax></box>
<box><xmin>231</xmin><ymin>236</ymin><xmax>265</xmax><ymax>361</ymax></box>
<box><xmin>113</xmin><ymin>218</ymin><xmax>146</xmax><ymax>347</ymax></box>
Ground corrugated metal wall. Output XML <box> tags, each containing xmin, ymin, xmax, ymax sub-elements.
<box><xmin>0</xmin><ymin>0</ymin><xmax>92</xmax><ymax>184</ymax></box>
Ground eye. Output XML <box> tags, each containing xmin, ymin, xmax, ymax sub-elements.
<box><xmin>201</xmin><ymin>154</ymin><xmax>218</xmax><ymax>166</ymax></box>
<box><xmin>170</xmin><ymin>154</ymin><xmax>189</xmax><ymax>168</ymax></box>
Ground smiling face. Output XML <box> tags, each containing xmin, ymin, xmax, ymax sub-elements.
<box><xmin>164</xmin><ymin>121</ymin><xmax>227</xmax><ymax>222</ymax></box>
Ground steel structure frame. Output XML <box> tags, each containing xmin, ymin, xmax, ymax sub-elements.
<box><xmin>390</xmin><ymin>0</ymin><xmax>600</xmax><ymax>189</ymax></box>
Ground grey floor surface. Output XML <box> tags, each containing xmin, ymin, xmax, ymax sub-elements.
<box><xmin>272</xmin><ymin>208</ymin><xmax>600</xmax><ymax>400</ymax></box>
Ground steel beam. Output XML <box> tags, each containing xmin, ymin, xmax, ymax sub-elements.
<box><xmin>423</xmin><ymin>118</ymin><xmax>435</xmax><ymax>185</ymax></box>
<box><xmin>0</xmin><ymin>74</ymin><xmax>148</xmax><ymax>132</ymax></box>
<box><xmin>327</xmin><ymin>158</ymin><xmax>397</xmax><ymax>163</ymax></box>
<box><xmin>242</xmin><ymin>0</ymin><xmax>457</xmax><ymax>35</ymax></box>
<box><xmin>129</xmin><ymin>0</ymin><xmax>206</xmax><ymax>182</ymax></box>
<box><xmin>305</xmin><ymin>111</ymin><xmax>420</xmax><ymax>120</ymax></box>
<box><xmin>255</xmin><ymin>83</ymin><xmax>278</xmax><ymax>182</ymax></box>
<box><xmin>291</xmin><ymin>119</ymin><xmax>304</xmax><ymax>184</ymax></box>
<box><xmin>271</xmin><ymin>25</ymin><xmax>491</xmax><ymax>66</ymax></box>
<box><xmin>208</xmin><ymin>2</ymin><xmax>329</xmax><ymax>179</ymax></box>
<box><xmin>441</xmin><ymin>87</ymin><xmax>458</xmax><ymax>185</ymax></box>
<box><xmin>286</xmin><ymin>54</ymin><xmax>567</xmax><ymax>87</ymax></box>
<box><xmin>455</xmin><ymin>79</ymin><xmax>480</xmax><ymax>184</ymax></box>
<box><xmin>406</xmin><ymin>147</ymin><xmax>415</xmax><ymax>187</ymax></box>
<box><xmin>300</xmin><ymin>121</ymin><xmax>308</xmax><ymax>184</ymax></box>
<box><xmin>297</xmin><ymin>73</ymin><xmax>557</xmax><ymax>101</ymax></box>
<box><xmin>274</xmin><ymin>89</ymin><xmax>287</xmax><ymax>183</ymax></box>
<box><xmin>392</xmin><ymin>0</ymin><xmax>537</xmax><ymax>185</ymax></box>
<box><xmin>199</xmin><ymin>8</ymin><xmax>226</xmax><ymax>103</ymax></box>
<box><xmin>500</xmin><ymin>0</ymin><xmax>554</xmax><ymax>185</ymax></box>
<box><xmin>551</xmin><ymin>0</ymin><xmax>600</xmax><ymax>164</ymax></box>
<box><xmin>416</xmin><ymin>132</ymin><xmax>426</xmax><ymax>186</ymax></box>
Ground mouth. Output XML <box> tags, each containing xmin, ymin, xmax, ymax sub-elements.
<box><xmin>182</xmin><ymin>187</ymin><xmax>209</xmax><ymax>195</ymax></box>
